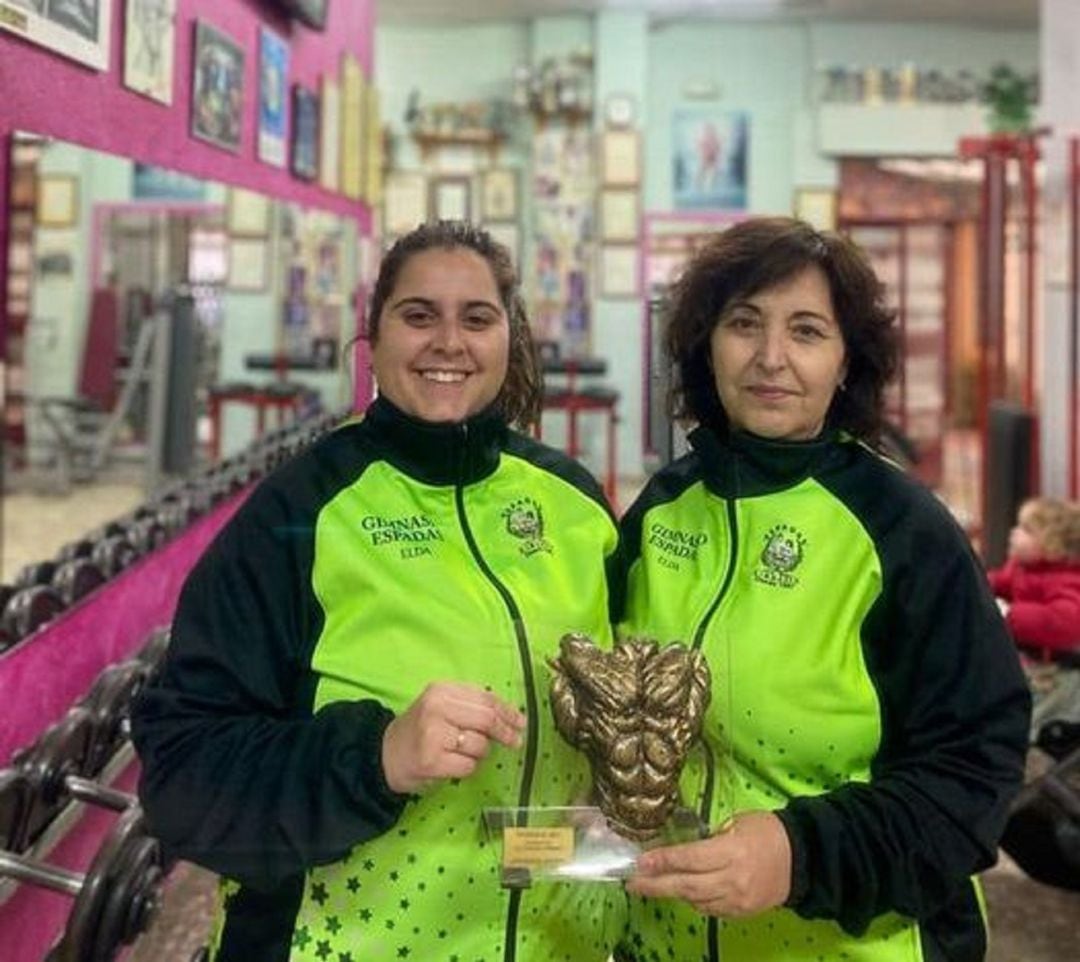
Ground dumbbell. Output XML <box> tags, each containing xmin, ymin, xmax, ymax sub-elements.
<box><xmin>14</xmin><ymin>560</ymin><xmax>58</xmax><ymax>589</ymax></box>
<box><xmin>11</xmin><ymin>709</ymin><xmax>137</xmax><ymax>851</ymax></box>
<box><xmin>78</xmin><ymin>661</ymin><xmax>152</xmax><ymax>777</ymax></box>
<box><xmin>2</xmin><ymin>583</ymin><xmax>66</xmax><ymax>640</ymax></box>
<box><xmin>135</xmin><ymin>628</ymin><xmax>170</xmax><ymax>683</ymax></box>
<box><xmin>124</xmin><ymin>514</ymin><xmax>168</xmax><ymax>556</ymax></box>
<box><xmin>0</xmin><ymin>792</ymin><xmax>164</xmax><ymax>962</ymax></box>
<box><xmin>52</xmin><ymin>558</ymin><xmax>106</xmax><ymax>606</ymax></box>
<box><xmin>91</xmin><ymin>534</ymin><xmax>138</xmax><ymax>579</ymax></box>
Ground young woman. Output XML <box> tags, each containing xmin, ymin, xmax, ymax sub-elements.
<box><xmin>132</xmin><ymin>221</ymin><xmax>625</xmax><ymax>962</ymax></box>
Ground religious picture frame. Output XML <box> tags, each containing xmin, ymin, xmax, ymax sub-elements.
<box><xmin>123</xmin><ymin>0</ymin><xmax>176</xmax><ymax>104</ymax></box>
<box><xmin>190</xmin><ymin>19</ymin><xmax>244</xmax><ymax>152</ymax></box>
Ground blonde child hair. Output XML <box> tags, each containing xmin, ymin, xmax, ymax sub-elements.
<box><xmin>1016</xmin><ymin>497</ymin><xmax>1080</xmax><ymax>562</ymax></box>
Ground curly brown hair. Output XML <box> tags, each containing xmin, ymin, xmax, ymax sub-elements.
<box><xmin>366</xmin><ymin>221</ymin><xmax>541</xmax><ymax>429</ymax></box>
<box><xmin>1018</xmin><ymin>498</ymin><xmax>1080</xmax><ymax>562</ymax></box>
<box><xmin>664</xmin><ymin>217</ymin><xmax>899</xmax><ymax>443</ymax></box>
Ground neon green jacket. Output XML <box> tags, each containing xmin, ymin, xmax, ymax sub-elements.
<box><xmin>616</xmin><ymin>425</ymin><xmax>1030</xmax><ymax>962</ymax></box>
<box><xmin>132</xmin><ymin>397</ymin><xmax>626</xmax><ymax>962</ymax></box>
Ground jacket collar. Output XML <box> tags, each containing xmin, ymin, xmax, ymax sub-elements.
<box><xmin>362</xmin><ymin>396</ymin><xmax>507</xmax><ymax>486</ymax></box>
<box><xmin>689</xmin><ymin>422</ymin><xmax>841</xmax><ymax>498</ymax></box>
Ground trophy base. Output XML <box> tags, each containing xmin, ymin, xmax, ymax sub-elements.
<box><xmin>481</xmin><ymin>805</ymin><xmax>707</xmax><ymax>888</ymax></box>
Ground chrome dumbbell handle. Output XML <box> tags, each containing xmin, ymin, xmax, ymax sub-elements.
<box><xmin>63</xmin><ymin>775</ymin><xmax>136</xmax><ymax>813</ymax></box>
<box><xmin>0</xmin><ymin>849</ymin><xmax>84</xmax><ymax>896</ymax></box>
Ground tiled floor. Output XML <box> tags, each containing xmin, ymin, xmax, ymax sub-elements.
<box><xmin>3</xmin><ymin>470</ymin><xmax>1078</xmax><ymax>961</ymax></box>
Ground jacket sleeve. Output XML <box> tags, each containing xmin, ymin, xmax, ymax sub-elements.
<box><xmin>1006</xmin><ymin>581</ymin><xmax>1080</xmax><ymax>650</ymax></box>
<box><xmin>130</xmin><ymin>478</ymin><xmax>409</xmax><ymax>891</ymax></box>
<box><xmin>777</xmin><ymin>500</ymin><xmax>1031</xmax><ymax>936</ymax></box>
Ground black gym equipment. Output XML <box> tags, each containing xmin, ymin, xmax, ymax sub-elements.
<box><xmin>52</xmin><ymin>560</ymin><xmax>106</xmax><ymax>607</ymax></box>
<box><xmin>78</xmin><ymin>662</ymin><xmax>151</xmax><ymax>777</ymax></box>
<box><xmin>2</xmin><ymin>584</ymin><xmax>66</xmax><ymax>640</ymax></box>
<box><xmin>0</xmin><ymin>802</ymin><xmax>164</xmax><ymax>962</ymax></box>
<box><xmin>90</xmin><ymin>535</ymin><xmax>137</xmax><ymax>580</ymax></box>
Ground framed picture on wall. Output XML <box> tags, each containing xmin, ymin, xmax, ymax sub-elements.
<box><xmin>793</xmin><ymin>187</ymin><xmax>838</xmax><ymax>231</ymax></box>
<box><xmin>598</xmin><ymin>245</ymin><xmax>639</xmax><ymax>299</ymax></box>
<box><xmin>0</xmin><ymin>0</ymin><xmax>113</xmax><ymax>70</ymax></box>
<box><xmin>483</xmin><ymin>222</ymin><xmax>520</xmax><ymax>267</ymax></box>
<box><xmin>227</xmin><ymin>187</ymin><xmax>271</xmax><ymax>237</ymax></box>
<box><xmin>227</xmin><ymin>238</ymin><xmax>270</xmax><ymax>291</ymax></box>
<box><xmin>430</xmin><ymin>176</ymin><xmax>472</xmax><ymax>222</ymax></box>
<box><xmin>339</xmin><ymin>53</ymin><xmax>365</xmax><ymax>201</ymax></box>
<box><xmin>600</xmin><ymin>130</ymin><xmax>640</xmax><ymax>187</ymax></box>
<box><xmin>123</xmin><ymin>0</ymin><xmax>176</xmax><ymax>104</ymax></box>
<box><xmin>36</xmin><ymin>175</ymin><xmax>79</xmax><ymax>228</ymax></box>
<box><xmin>258</xmin><ymin>26</ymin><xmax>290</xmax><ymax>167</ymax></box>
<box><xmin>191</xmin><ymin>20</ymin><xmax>245</xmax><ymax>152</ymax></box>
<box><xmin>480</xmin><ymin>169</ymin><xmax>518</xmax><ymax>222</ymax></box>
<box><xmin>365</xmin><ymin>85</ymin><xmax>383</xmax><ymax>205</ymax></box>
<box><xmin>384</xmin><ymin>172</ymin><xmax>427</xmax><ymax>236</ymax></box>
<box><xmin>319</xmin><ymin>76</ymin><xmax>341</xmax><ymax>191</ymax></box>
<box><xmin>291</xmin><ymin>84</ymin><xmax>320</xmax><ymax>180</ymax></box>
<box><xmin>672</xmin><ymin>110</ymin><xmax>749</xmax><ymax>210</ymax></box>
<box><xmin>599</xmin><ymin>188</ymin><xmax>640</xmax><ymax>243</ymax></box>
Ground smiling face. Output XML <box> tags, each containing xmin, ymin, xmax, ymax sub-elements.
<box><xmin>371</xmin><ymin>247</ymin><xmax>510</xmax><ymax>424</ymax></box>
<box><xmin>709</xmin><ymin>265</ymin><xmax>848</xmax><ymax>441</ymax></box>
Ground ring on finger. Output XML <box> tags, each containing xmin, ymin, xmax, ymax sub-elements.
<box><xmin>454</xmin><ymin>729</ymin><xmax>466</xmax><ymax>751</ymax></box>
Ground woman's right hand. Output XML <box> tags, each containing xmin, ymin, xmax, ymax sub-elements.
<box><xmin>381</xmin><ymin>682</ymin><xmax>526</xmax><ymax>794</ymax></box>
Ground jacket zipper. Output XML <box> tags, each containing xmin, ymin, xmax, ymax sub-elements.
<box><xmin>453</xmin><ymin>425</ymin><xmax>538</xmax><ymax>962</ymax></box>
<box><xmin>690</xmin><ymin>495</ymin><xmax>738</xmax><ymax>962</ymax></box>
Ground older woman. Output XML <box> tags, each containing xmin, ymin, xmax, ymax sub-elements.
<box><xmin>618</xmin><ymin>218</ymin><xmax>1030</xmax><ymax>962</ymax></box>
<box><xmin>132</xmin><ymin>221</ymin><xmax>624</xmax><ymax>962</ymax></box>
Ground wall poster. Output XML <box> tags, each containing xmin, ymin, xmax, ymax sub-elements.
<box><xmin>672</xmin><ymin>110</ymin><xmax>749</xmax><ymax>210</ymax></box>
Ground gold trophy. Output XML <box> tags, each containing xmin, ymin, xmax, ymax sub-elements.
<box><xmin>484</xmin><ymin>633</ymin><xmax>711</xmax><ymax>886</ymax></box>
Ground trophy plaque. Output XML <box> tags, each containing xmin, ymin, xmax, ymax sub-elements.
<box><xmin>483</xmin><ymin>633</ymin><xmax>711</xmax><ymax>887</ymax></box>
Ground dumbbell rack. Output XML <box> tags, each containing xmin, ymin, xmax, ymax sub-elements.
<box><xmin>0</xmin><ymin>742</ymin><xmax>135</xmax><ymax>912</ymax></box>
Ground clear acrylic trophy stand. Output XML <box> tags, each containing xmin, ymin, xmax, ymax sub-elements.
<box><xmin>481</xmin><ymin>805</ymin><xmax>707</xmax><ymax>889</ymax></box>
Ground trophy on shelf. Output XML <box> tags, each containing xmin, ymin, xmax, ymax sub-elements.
<box><xmin>483</xmin><ymin>633</ymin><xmax>711</xmax><ymax>887</ymax></box>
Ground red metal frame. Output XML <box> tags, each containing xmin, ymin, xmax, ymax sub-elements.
<box><xmin>1070</xmin><ymin>138</ymin><xmax>1080</xmax><ymax>499</ymax></box>
<box><xmin>958</xmin><ymin>132</ymin><xmax>1044</xmax><ymax>524</ymax></box>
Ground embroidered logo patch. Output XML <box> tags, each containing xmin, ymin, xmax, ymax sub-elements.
<box><xmin>503</xmin><ymin>497</ymin><xmax>552</xmax><ymax>556</ymax></box>
<box><xmin>753</xmin><ymin>524</ymin><xmax>806</xmax><ymax>588</ymax></box>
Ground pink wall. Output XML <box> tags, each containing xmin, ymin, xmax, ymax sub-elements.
<box><xmin>0</xmin><ymin>0</ymin><xmax>375</xmax><ymax>350</ymax></box>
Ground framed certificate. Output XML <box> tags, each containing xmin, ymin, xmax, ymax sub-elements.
<box><xmin>600</xmin><ymin>130</ymin><xmax>640</xmax><ymax>187</ymax></box>
<box><xmin>599</xmin><ymin>189</ymin><xmax>640</xmax><ymax>242</ymax></box>
<box><xmin>384</xmin><ymin>172</ymin><xmax>427</xmax><ymax>236</ymax></box>
<box><xmin>598</xmin><ymin>245</ymin><xmax>639</xmax><ymax>299</ymax></box>
<box><xmin>480</xmin><ymin>168</ymin><xmax>519</xmax><ymax>222</ymax></box>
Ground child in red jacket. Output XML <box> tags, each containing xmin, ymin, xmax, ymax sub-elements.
<box><xmin>987</xmin><ymin>497</ymin><xmax>1080</xmax><ymax>737</ymax></box>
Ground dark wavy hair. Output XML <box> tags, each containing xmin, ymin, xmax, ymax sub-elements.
<box><xmin>664</xmin><ymin>216</ymin><xmax>899</xmax><ymax>444</ymax></box>
<box><xmin>366</xmin><ymin>220</ymin><xmax>541</xmax><ymax>428</ymax></box>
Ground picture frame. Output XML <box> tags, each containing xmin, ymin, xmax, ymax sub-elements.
<box><xmin>672</xmin><ymin>110</ymin><xmax>749</xmax><ymax>210</ymax></box>
<box><xmin>600</xmin><ymin>130</ymin><xmax>640</xmax><ymax>187</ymax></box>
<box><xmin>258</xmin><ymin>26</ymin><xmax>290</xmax><ymax>168</ymax></box>
<box><xmin>340</xmin><ymin>53</ymin><xmax>365</xmax><ymax>202</ymax></box>
<box><xmin>480</xmin><ymin>169</ymin><xmax>519</xmax><ymax>222</ymax></box>
<box><xmin>123</xmin><ymin>0</ymin><xmax>176</xmax><ymax>104</ymax></box>
<box><xmin>599</xmin><ymin>188</ymin><xmax>640</xmax><ymax>243</ymax></box>
<box><xmin>227</xmin><ymin>187</ymin><xmax>271</xmax><ymax>237</ymax></box>
<box><xmin>483</xmin><ymin>222</ymin><xmax>520</xmax><ymax>268</ymax></box>
<box><xmin>430</xmin><ymin>176</ymin><xmax>472</xmax><ymax>222</ymax></box>
<box><xmin>0</xmin><ymin>0</ymin><xmax>112</xmax><ymax>71</ymax></box>
<box><xmin>793</xmin><ymin>187</ymin><xmax>838</xmax><ymax>231</ymax></box>
<box><xmin>365</xmin><ymin>84</ymin><xmax>383</xmax><ymax>205</ymax></box>
<box><xmin>191</xmin><ymin>20</ymin><xmax>244</xmax><ymax>153</ymax></box>
<box><xmin>36</xmin><ymin>175</ymin><xmax>79</xmax><ymax>228</ymax></box>
<box><xmin>384</xmin><ymin>172</ymin><xmax>427</xmax><ymax>236</ymax></box>
<box><xmin>291</xmin><ymin>84</ymin><xmax>320</xmax><ymax>181</ymax></box>
<box><xmin>227</xmin><ymin>238</ymin><xmax>270</xmax><ymax>291</ymax></box>
<box><xmin>319</xmin><ymin>76</ymin><xmax>341</xmax><ymax>191</ymax></box>
<box><xmin>598</xmin><ymin>245</ymin><xmax>639</xmax><ymax>299</ymax></box>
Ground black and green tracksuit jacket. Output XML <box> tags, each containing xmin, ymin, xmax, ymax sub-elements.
<box><xmin>131</xmin><ymin>397</ymin><xmax>627</xmax><ymax>962</ymax></box>
<box><xmin>616</xmin><ymin>424</ymin><xmax>1030</xmax><ymax>962</ymax></box>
